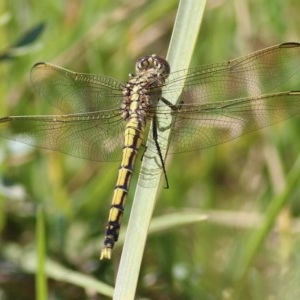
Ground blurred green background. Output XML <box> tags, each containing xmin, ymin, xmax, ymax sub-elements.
<box><xmin>1</xmin><ymin>0</ymin><xmax>300</xmax><ymax>299</ymax></box>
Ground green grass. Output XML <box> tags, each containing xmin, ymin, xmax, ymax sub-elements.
<box><xmin>1</xmin><ymin>0</ymin><xmax>300</xmax><ymax>299</ymax></box>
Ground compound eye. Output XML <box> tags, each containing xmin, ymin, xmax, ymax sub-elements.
<box><xmin>152</xmin><ymin>55</ymin><xmax>170</xmax><ymax>75</ymax></box>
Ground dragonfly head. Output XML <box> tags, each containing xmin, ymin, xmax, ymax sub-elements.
<box><xmin>135</xmin><ymin>54</ymin><xmax>170</xmax><ymax>78</ymax></box>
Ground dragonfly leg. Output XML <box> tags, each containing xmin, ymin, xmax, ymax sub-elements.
<box><xmin>152</xmin><ymin>116</ymin><xmax>169</xmax><ymax>189</ymax></box>
<box><xmin>160</xmin><ymin>97</ymin><xmax>181</xmax><ymax>111</ymax></box>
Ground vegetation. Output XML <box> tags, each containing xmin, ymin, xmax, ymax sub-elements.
<box><xmin>1</xmin><ymin>0</ymin><xmax>300</xmax><ymax>299</ymax></box>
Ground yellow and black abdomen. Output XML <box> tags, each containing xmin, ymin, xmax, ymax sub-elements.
<box><xmin>100</xmin><ymin>117</ymin><xmax>145</xmax><ymax>259</ymax></box>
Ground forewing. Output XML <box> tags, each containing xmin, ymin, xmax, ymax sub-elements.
<box><xmin>30</xmin><ymin>63</ymin><xmax>124</xmax><ymax>113</ymax></box>
<box><xmin>163</xmin><ymin>43</ymin><xmax>300</xmax><ymax>105</ymax></box>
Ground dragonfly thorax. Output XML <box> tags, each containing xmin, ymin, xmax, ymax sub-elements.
<box><xmin>121</xmin><ymin>55</ymin><xmax>170</xmax><ymax>122</ymax></box>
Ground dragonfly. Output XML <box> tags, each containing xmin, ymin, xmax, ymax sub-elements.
<box><xmin>1</xmin><ymin>42</ymin><xmax>300</xmax><ymax>259</ymax></box>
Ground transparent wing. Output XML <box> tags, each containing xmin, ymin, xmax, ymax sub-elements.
<box><xmin>0</xmin><ymin>63</ymin><xmax>127</xmax><ymax>161</ymax></box>
<box><xmin>160</xmin><ymin>92</ymin><xmax>300</xmax><ymax>153</ymax></box>
<box><xmin>154</xmin><ymin>43</ymin><xmax>300</xmax><ymax>153</ymax></box>
<box><xmin>0</xmin><ymin>110</ymin><xmax>126</xmax><ymax>161</ymax></box>
<box><xmin>163</xmin><ymin>43</ymin><xmax>300</xmax><ymax>101</ymax></box>
<box><xmin>30</xmin><ymin>62</ymin><xmax>124</xmax><ymax>113</ymax></box>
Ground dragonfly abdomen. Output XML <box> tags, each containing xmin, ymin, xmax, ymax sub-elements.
<box><xmin>100</xmin><ymin>117</ymin><xmax>145</xmax><ymax>259</ymax></box>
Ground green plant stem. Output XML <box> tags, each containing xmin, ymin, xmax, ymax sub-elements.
<box><xmin>113</xmin><ymin>1</ymin><xmax>207</xmax><ymax>299</ymax></box>
<box><xmin>234</xmin><ymin>153</ymin><xmax>300</xmax><ymax>296</ymax></box>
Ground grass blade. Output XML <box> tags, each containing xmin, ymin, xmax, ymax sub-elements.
<box><xmin>113</xmin><ymin>1</ymin><xmax>207</xmax><ymax>299</ymax></box>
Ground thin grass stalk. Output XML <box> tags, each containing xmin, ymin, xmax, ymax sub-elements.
<box><xmin>234</xmin><ymin>153</ymin><xmax>300</xmax><ymax>296</ymax></box>
<box><xmin>36</xmin><ymin>206</ymin><xmax>48</xmax><ymax>300</ymax></box>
